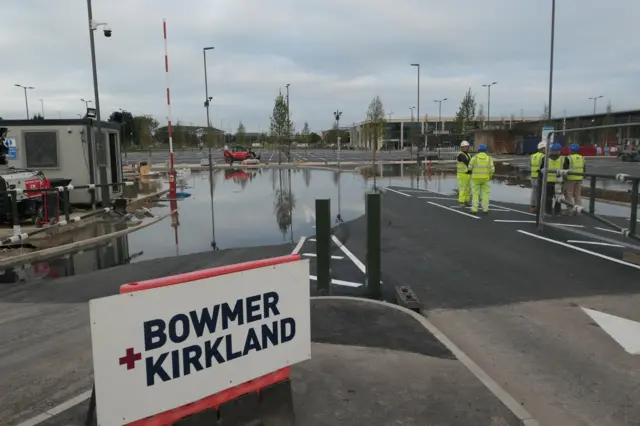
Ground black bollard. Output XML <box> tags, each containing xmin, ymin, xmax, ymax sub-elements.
<box><xmin>315</xmin><ymin>199</ymin><xmax>331</xmax><ymax>296</ymax></box>
<box><xmin>366</xmin><ymin>192</ymin><xmax>381</xmax><ymax>298</ymax></box>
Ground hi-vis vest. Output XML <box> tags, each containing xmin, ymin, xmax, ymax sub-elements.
<box><xmin>530</xmin><ymin>152</ymin><xmax>544</xmax><ymax>178</ymax></box>
<box><xmin>469</xmin><ymin>153</ymin><xmax>494</xmax><ymax>180</ymax></box>
<box><xmin>457</xmin><ymin>151</ymin><xmax>471</xmax><ymax>175</ymax></box>
<box><xmin>567</xmin><ymin>154</ymin><xmax>585</xmax><ymax>181</ymax></box>
<box><xmin>546</xmin><ymin>157</ymin><xmax>563</xmax><ymax>182</ymax></box>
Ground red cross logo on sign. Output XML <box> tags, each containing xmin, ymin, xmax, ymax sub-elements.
<box><xmin>119</xmin><ymin>347</ymin><xmax>142</xmax><ymax>370</ymax></box>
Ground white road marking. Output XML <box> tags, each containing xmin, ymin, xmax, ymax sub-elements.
<box><xmin>14</xmin><ymin>390</ymin><xmax>93</xmax><ymax>426</ymax></box>
<box><xmin>291</xmin><ymin>236</ymin><xmax>306</xmax><ymax>254</ymax></box>
<box><xmin>595</xmin><ymin>227</ymin><xmax>621</xmax><ymax>234</ymax></box>
<box><xmin>331</xmin><ymin>235</ymin><xmax>366</xmax><ymax>273</ymax></box>
<box><xmin>582</xmin><ymin>307</ymin><xmax>640</xmax><ymax>355</ymax></box>
<box><xmin>494</xmin><ymin>220</ymin><xmax>536</xmax><ymax>223</ymax></box>
<box><xmin>308</xmin><ymin>238</ymin><xmax>316</xmax><ymax>242</ymax></box>
<box><xmin>490</xmin><ymin>204</ymin><xmax>535</xmax><ymax>216</ymax></box>
<box><xmin>567</xmin><ymin>240</ymin><xmax>624</xmax><ymax>247</ymax></box>
<box><xmin>417</xmin><ymin>196</ymin><xmax>456</xmax><ymax>200</ymax></box>
<box><xmin>309</xmin><ymin>275</ymin><xmax>363</xmax><ymax>288</ymax></box>
<box><xmin>552</xmin><ymin>223</ymin><xmax>585</xmax><ymax>228</ymax></box>
<box><xmin>303</xmin><ymin>253</ymin><xmax>344</xmax><ymax>260</ymax></box>
<box><xmin>385</xmin><ymin>187</ymin><xmax>411</xmax><ymax>197</ymax></box>
<box><xmin>517</xmin><ymin>230</ymin><xmax>640</xmax><ymax>270</ymax></box>
<box><xmin>427</xmin><ymin>201</ymin><xmax>480</xmax><ymax>219</ymax></box>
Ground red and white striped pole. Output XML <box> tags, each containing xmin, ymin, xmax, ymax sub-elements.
<box><xmin>163</xmin><ymin>19</ymin><xmax>176</xmax><ymax>200</ymax></box>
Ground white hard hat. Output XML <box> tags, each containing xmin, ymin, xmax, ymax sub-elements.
<box><xmin>537</xmin><ymin>141</ymin><xmax>546</xmax><ymax>149</ymax></box>
<box><xmin>460</xmin><ymin>141</ymin><xmax>470</xmax><ymax>147</ymax></box>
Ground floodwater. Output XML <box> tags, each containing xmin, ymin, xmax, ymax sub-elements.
<box><xmin>1</xmin><ymin>165</ymin><xmax>636</xmax><ymax>284</ymax></box>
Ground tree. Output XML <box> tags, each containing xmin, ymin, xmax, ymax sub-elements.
<box><xmin>32</xmin><ymin>114</ymin><xmax>44</xmax><ymax>120</ymax></box>
<box><xmin>303</xmin><ymin>168</ymin><xmax>311</xmax><ymax>187</ymax></box>
<box><xmin>454</xmin><ymin>88</ymin><xmax>476</xmax><ymax>134</ymax></box>
<box><xmin>301</xmin><ymin>121</ymin><xmax>310</xmax><ymax>143</ymax></box>
<box><xmin>269</xmin><ymin>91</ymin><xmax>293</xmax><ymax>142</ymax></box>
<box><xmin>475</xmin><ymin>104</ymin><xmax>485</xmax><ymax>129</ymax></box>
<box><xmin>308</xmin><ymin>132</ymin><xmax>321</xmax><ymax>144</ymax></box>
<box><xmin>366</xmin><ymin>96</ymin><xmax>386</xmax><ymax>188</ymax></box>
<box><xmin>109</xmin><ymin>110</ymin><xmax>135</xmax><ymax>147</ymax></box>
<box><xmin>236</xmin><ymin>121</ymin><xmax>246</xmax><ymax>145</ymax></box>
<box><xmin>132</xmin><ymin>115</ymin><xmax>159</xmax><ymax>149</ymax></box>
<box><xmin>606</xmin><ymin>101</ymin><xmax>613</xmax><ymax>114</ymax></box>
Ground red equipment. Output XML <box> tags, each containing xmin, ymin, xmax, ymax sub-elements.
<box><xmin>223</xmin><ymin>146</ymin><xmax>260</xmax><ymax>164</ymax></box>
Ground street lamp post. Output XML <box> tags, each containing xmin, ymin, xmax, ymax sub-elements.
<box><xmin>589</xmin><ymin>95</ymin><xmax>603</xmax><ymax>118</ymax></box>
<box><xmin>481</xmin><ymin>82</ymin><xmax>497</xmax><ymax>127</ymax></box>
<box><xmin>285</xmin><ymin>83</ymin><xmax>291</xmax><ymax>162</ymax></box>
<box><xmin>434</xmin><ymin>98</ymin><xmax>448</xmax><ymax>134</ymax></box>
<box><xmin>411</xmin><ymin>63</ymin><xmax>420</xmax><ymax>156</ymax></box>
<box><xmin>14</xmin><ymin>84</ymin><xmax>34</xmax><ymax>119</ymax></box>
<box><xmin>334</xmin><ymin>110</ymin><xmax>342</xmax><ymax>167</ymax></box>
<box><xmin>409</xmin><ymin>106</ymin><xmax>415</xmax><ymax>121</ymax></box>
<box><xmin>86</xmin><ymin>0</ymin><xmax>112</xmax><ymax>206</ymax></box>
<box><xmin>39</xmin><ymin>99</ymin><xmax>45</xmax><ymax>118</ymax></box>
<box><xmin>203</xmin><ymin>46</ymin><xmax>214</xmax><ymax>164</ymax></box>
<box><xmin>80</xmin><ymin>98</ymin><xmax>92</xmax><ymax>111</ymax></box>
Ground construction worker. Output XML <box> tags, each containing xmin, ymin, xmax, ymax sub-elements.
<box><xmin>539</xmin><ymin>143</ymin><xmax>564</xmax><ymax>216</ymax></box>
<box><xmin>456</xmin><ymin>141</ymin><xmax>472</xmax><ymax>206</ymax></box>
<box><xmin>564</xmin><ymin>143</ymin><xmax>585</xmax><ymax>214</ymax></box>
<box><xmin>529</xmin><ymin>141</ymin><xmax>546</xmax><ymax>213</ymax></box>
<box><xmin>468</xmin><ymin>144</ymin><xmax>495</xmax><ymax>214</ymax></box>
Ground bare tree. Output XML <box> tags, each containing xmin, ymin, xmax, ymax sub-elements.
<box><xmin>366</xmin><ymin>96</ymin><xmax>386</xmax><ymax>190</ymax></box>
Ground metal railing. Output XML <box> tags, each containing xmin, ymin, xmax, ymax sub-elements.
<box><xmin>538</xmin><ymin>122</ymin><xmax>640</xmax><ymax>237</ymax></box>
<box><xmin>0</xmin><ymin>181</ymin><xmax>134</xmax><ymax>245</ymax></box>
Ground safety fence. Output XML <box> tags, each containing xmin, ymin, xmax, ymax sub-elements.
<box><xmin>0</xmin><ymin>181</ymin><xmax>134</xmax><ymax>246</ymax></box>
<box><xmin>424</xmin><ymin>146</ymin><xmax>465</xmax><ymax>161</ymax></box>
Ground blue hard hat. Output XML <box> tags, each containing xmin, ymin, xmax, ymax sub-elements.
<box><xmin>570</xmin><ymin>144</ymin><xmax>579</xmax><ymax>153</ymax></box>
<box><xmin>551</xmin><ymin>143</ymin><xmax>562</xmax><ymax>151</ymax></box>
<box><xmin>478</xmin><ymin>144</ymin><xmax>487</xmax><ymax>152</ymax></box>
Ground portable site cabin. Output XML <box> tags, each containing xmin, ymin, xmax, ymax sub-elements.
<box><xmin>0</xmin><ymin>119</ymin><xmax>124</xmax><ymax>205</ymax></box>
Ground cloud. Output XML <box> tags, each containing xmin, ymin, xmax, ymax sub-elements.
<box><xmin>1</xmin><ymin>0</ymin><xmax>638</xmax><ymax>131</ymax></box>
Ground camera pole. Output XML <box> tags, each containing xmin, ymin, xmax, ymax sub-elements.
<box><xmin>163</xmin><ymin>19</ymin><xmax>177</xmax><ymax>200</ymax></box>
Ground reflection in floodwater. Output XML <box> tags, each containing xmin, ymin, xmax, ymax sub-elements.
<box><xmin>0</xmin><ymin>233</ymin><xmax>136</xmax><ymax>284</ymax></box>
<box><xmin>274</xmin><ymin>169</ymin><xmax>295</xmax><ymax>242</ymax></box>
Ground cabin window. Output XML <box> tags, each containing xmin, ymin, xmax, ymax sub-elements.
<box><xmin>24</xmin><ymin>131</ymin><xmax>59</xmax><ymax>168</ymax></box>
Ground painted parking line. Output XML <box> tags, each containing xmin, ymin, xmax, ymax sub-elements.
<box><xmin>517</xmin><ymin>230</ymin><xmax>640</xmax><ymax>270</ymax></box>
<box><xmin>552</xmin><ymin>223</ymin><xmax>585</xmax><ymax>228</ymax></box>
<box><xmin>494</xmin><ymin>220</ymin><xmax>536</xmax><ymax>223</ymax></box>
<box><xmin>427</xmin><ymin>201</ymin><xmax>480</xmax><ymax>219</ymax></box>
<box><xmin>385</xmin><ymin>187</ymin><xmax>411</xmax><ymax>197</ymax></box>
<box><xmin>302</xmin><ymin>253</ymin><xmax>344</xmax><ymax>260</ymax></box>
<box><xmin>14</xmin><ymin>390</ymin><xmax>93</xmax><ymax>426</ymax></box>
<box><xmin>291</xmin><ymin>236</ymin><xmax>306</xmax><ymax>254</ymax></box>
<box><xmin>595</xmin><ymin>227</ymin><xmax>622</xmax><ymax>234</ymax></box>
<box><xmin>309</xmin><ymin>275</ymin><xmax>363</xmax><ymax>287</ymax></box>
<box><xmin>566</xmin><ymin>240</ymin><xmax>624</xmax><ymax>247</ymax></box>
<box><xmin>332</xmin><ymin>235</ymin><xmax>366</xmax><ymax>273</ymax></box>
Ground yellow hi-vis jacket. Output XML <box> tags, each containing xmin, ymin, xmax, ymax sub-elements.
<box><xmin>468</xmin><ymin>153</ymin><xmax>495</xmax><ymax>181</ymax></box>
<box><xmin>546</xmin><ymin>156</ymin><xmax>564</xmax><ymax>182</ymax></box>
<box><xmin>457</xmin><ymin>151</ymin><xmax>471</xmax><ymax>176</ymax></box>
<box><xmin>530</xmin><ymin>152</ymin><xmax>544</xmax><ymax>178</ymax></box>
<box><xmin>567</xmin><ymin>154</ymin><xmax>585</xmax><ymax>181</ymax></box>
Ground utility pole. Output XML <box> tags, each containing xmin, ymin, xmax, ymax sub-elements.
<box><xmin>203</xmin><ymin>46</ymin><xmax>214</xmax><ymax>165</ymax></box>
<box><xmin>410</xmin><ymin>63</ymin><xmax>420</xmax><ymax>133</ymax></box>
<box><xmin>39</xmin><ymin>99</ymin><xmax>44</xmax><ymax>118</ymax></box>
<box><xmin>589</xmin><ymin>95</ymin><xmax>603</xmax><ymax>119</ymax></box>
<box><xmin>286</xmin><ymin>84</ymin><xmax>290</xmax><ymax>162</ymax></box>
<box><xmin>15</xmin><ymin>84</ymin><xmax>34</xmax><ymax>119</ymax></box>
<box><xmin>334</xmin><ymin>110</ymin><xmax>342</xmax><ymax>167</ymax></box>
<box><xmin>86</xmin><ymin>0</ymin><xmax>111</xmax><ymax>206</ymax></box>
<box><xmin>482</xmin><ymin>82</ymin><xmax>497</xmax><ymax>127</ymax></box>
<box><xmin>433</xmin><ymin>98</ymin><xmax>448</xmax><ymax>134</ymax></box>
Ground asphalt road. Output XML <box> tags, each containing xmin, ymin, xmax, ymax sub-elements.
<box><xmin>360</xmin><ymin>187</ymin><xmax>640</xmax><ymax>426</ymax></box>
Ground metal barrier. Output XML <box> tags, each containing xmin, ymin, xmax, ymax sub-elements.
<box><xmin>539</xmin><ymin>122</ymin><xmax>640</xmax><ymax>237</ymax></box>
<box><xmin>0</xmin><ymin>181</ymin><xmax>134</xmax><ymax>242</ymax></box>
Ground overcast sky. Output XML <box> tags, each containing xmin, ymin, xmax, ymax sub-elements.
<box><xmin>1</xmin><ymin>0</ymin><xmax>638</xmax><ymax>132</ymax></box>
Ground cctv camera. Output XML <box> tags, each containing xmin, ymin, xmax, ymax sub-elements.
<box><xmin>103</xmin><ymin>26</ymin><xmax>112</xmax><ymax>37</ymax></box>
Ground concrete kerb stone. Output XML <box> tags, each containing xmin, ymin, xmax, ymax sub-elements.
<box><xmin>0</xmin><ymin>211</ymin><xmax>173</xmax><ymax>269</ymax></box>
<box><xmin>313</xmin><ymin>296</ymin><xmax>540</xmax><ymax>426</ymax></box>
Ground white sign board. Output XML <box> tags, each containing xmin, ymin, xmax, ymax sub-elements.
<box><xmin>89</xmin><ymin>259</ymin><xmax>311</xmax><ymax>425</ymax></box>
<box><xmin>542</xmin><ymin>126</ymin><xmax>554</xmax><ymax>145</ymax></box>
<box><xmin>5</xmin><ymin>138</ymin><xmax>17</xmax><ymax>159</ymax></box>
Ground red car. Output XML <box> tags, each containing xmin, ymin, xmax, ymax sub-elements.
<box><xmin>223</xmin><ymin>146</ymin><xmax>260</xmax><ymax>164</ymax></box>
